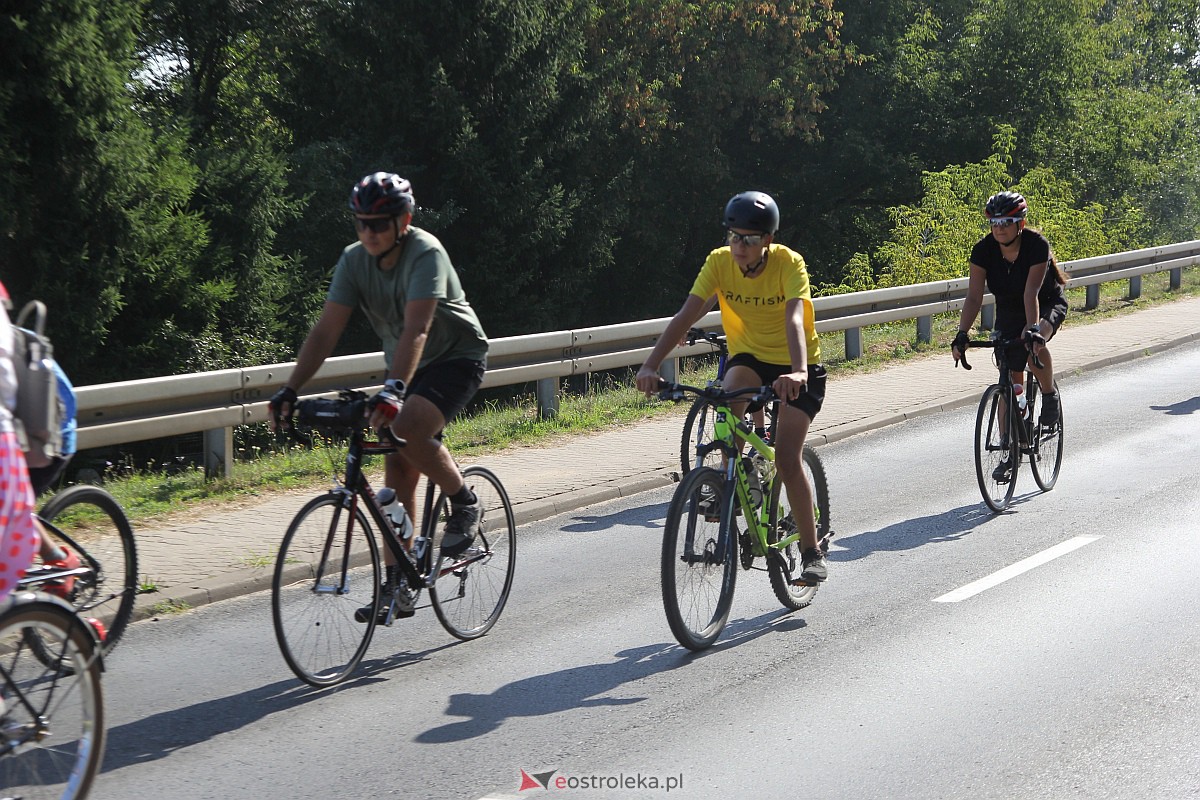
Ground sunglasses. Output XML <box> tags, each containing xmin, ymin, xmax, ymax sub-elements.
<box><xmin>727</xmin><ymin>230</ymin><xmax>767</xmax><ymax>247</ymax></box>
<box><xmin>987</xmin><ymin>217</ymin><xmax>1023</xmax><ymax>229</ymax></box>
<box><xmin>354</xmin><ymin>216</ymin><xmax>394</xmax><ymax>234</ymax></box>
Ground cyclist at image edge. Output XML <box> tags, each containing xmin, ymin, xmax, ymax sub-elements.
<box><xmin>0</xmin><ymin>280</ymin><xmax>39</xmax><ymax>603</ymax></box>
<box><xmin>636</xmin><ymin>191</ymin><xmax>829</xmax><ymax>584</ymax></box>
<box><xmin>268</xmin><ymin>172</ymin><xmax>489</xmax><ymax>622</ymax></box>
<box><xmin>951</xmin><ymin>192</ymin><xmax>1068</xmax><ymax>469</ymax></box>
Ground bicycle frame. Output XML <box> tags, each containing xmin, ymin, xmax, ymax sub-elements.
<box><xmin>690</xmin><ymin>393</ymin><xmax>800</xmax><ymax>560</ymax></box>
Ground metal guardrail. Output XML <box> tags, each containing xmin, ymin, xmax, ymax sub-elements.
<box><xmin>73</xmin><ymin>240</ymin><xmax>1200</xmax><ymax>476</ymax></box>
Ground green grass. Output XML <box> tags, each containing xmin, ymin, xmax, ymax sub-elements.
<box><xmin>61</xmin><ymin>267</ymin><xmax>1200</xmax><ymax>529</ymax></box>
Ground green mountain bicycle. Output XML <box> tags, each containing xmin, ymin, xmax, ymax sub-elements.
<box><xmin>658</xmin><ymin>382</ymin><xmax>831</xmax><ymax>651</ymax></box>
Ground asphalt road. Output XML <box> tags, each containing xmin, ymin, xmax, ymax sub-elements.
<box><xmin>86</xmin><ymin>341</ymin><xmax>1200</xmax><ymax>800</ymax></box>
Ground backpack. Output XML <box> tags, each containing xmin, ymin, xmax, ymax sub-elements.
<box><xmin>11</xmin><ymin>300</ymin><xmax>71</xmax><ymax>469</ymax></box>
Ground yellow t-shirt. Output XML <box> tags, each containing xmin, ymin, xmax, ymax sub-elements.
<box><xmin>689</xmin><ymin>243</ymin><xmax>820</xmax><ymax>365</ymax></box>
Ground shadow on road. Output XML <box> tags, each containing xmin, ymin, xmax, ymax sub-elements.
<box><xmin>1150</xmin><ymin>395</ymin><xmax>1200</xmax><ymax>415</ymax></box>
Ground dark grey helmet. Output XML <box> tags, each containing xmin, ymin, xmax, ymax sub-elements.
<box><xmin>723</xmin><ymin>191</ymin><xmax>779</xmax><ymax>233</ymax></box>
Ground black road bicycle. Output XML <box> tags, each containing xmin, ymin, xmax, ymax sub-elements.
<box><xmin>271</xmin><ymin>391</ymin><xmax>517</xmax><ymax>687</ymax></box>
<box><xmin>960</xmin><ymin>335</ymin><xmax>1065</xmax><ymax>512</ymax></box>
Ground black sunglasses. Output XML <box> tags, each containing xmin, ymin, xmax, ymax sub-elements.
<box><xmin>354</xmin><ymin>217</ymin><xmax>394</xmax><ymax>234</ymax></box>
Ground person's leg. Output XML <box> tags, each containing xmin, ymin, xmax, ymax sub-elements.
<box><xmin>773</xmin><ymin>404</ymin><xmax>816</xmax><ymax>552</ymax></box>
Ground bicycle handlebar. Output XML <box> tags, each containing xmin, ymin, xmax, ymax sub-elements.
<box><xmin>684</xmin><ymin>327</ymin><xmax>727</xmax><ymax>349</ymax></box>
<box><xmin>293</xmin><ymin>390</ymin><xmax>407</xmax><ymax>447</ymax></box>
<box><xmin>957</xmin><ymin>337</ymin><xmax>1045</xmax><ymax>372</ymax></box>
<box><xmin>657</xmin><ymin>380</ymin><xmax>777</xmax><ymax>406</ymax></box>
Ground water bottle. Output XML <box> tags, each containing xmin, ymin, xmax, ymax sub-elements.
<box><xmin>378</xmin><ymin>488</ymin><xmax>414</xmax><ymax>541</ymax></box>
<box><xmin>1014</xmin><ymin>383</ymin><xmax>1026</xmax><ymax>412</ymax></box>
<box><xmin>743</xmin><ymin>456</ymin><xmax>764</xmax><ymax>508</ymax></box>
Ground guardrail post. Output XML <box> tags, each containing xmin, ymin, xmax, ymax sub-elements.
<box><xmin>1129</xmin><ymin>275</ymin><xmax>1142</xmax><ymax>299</ymax></box>
<box><xmin>536</xmin><ymin>377</ymin><xmax>560</xmax><ymax>420</ymax></box>
<box><xmin>1085</xmin><ymin>284</ymin><xmax>1100</xmax><ymax>310</ymax></box>
<box><xmin>916</xmin><ymin>315</ymin><xmax>932</xmax><ymax>345</ymax></box>
<box><xmin>660</xmin><ymin>356</ymin><xmax>678</xmax><ymax>384</ymax></box>
<box><xmin>845</xmin><ymin>327</ymin><xmax>863</xmax><ymax>360</ymax></box>
<box><xmin>980</xmin><ymin>304</ymin><xmax>994</xmax><ymax>331</ymax></box>
<box><xmin>1170</xmin><ymin>267</ymin><xmax>1182</xmax><ymax>290</ymax></box>
<box><xmin>204</xmin><ymin>427</ymin><xmax>232</xmax><ymax>479</ymax></box>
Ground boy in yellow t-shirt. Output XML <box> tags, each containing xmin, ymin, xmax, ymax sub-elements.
<box><xmin>637</xmin><ymin>191</ymin><xmax>828</xmax><ymax>583</ymax></box>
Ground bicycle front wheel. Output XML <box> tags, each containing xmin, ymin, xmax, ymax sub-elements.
<box><xmin>431</xmin><ymin>466</ymin><xmax>516</xmax><ymax>640</ymax></box>
<box><xmin>0</xmin><ymin>594</ymin><xmax>105</xmax><ymax>800</ymax></box>
<box><xmin>271</xmin><ymin>494</ymin><xmax>381</xmax><ymax>687</ymax></box>
<box><xmin>661</xmin><ymin>467</ymin><xmax>737</xmax><ymax>651</ymax></box>
<box><xmin>1031</xmin><ymin>383</ymin><xmax>1064</xmax><ymax>491</ymax></box>
<box><xmin>974</xmin><ymin>385</ymin><xmax>1019</xmax><ymax>512</ymax></box>
<box><xmin>679</xmin><ymin>398</ymin><xmax>722</xmax><ymax>475</ymax></box>
<box><xmin>36</xmin><ymin>484</ymin><xmax>139</xmax><ymax>657</ymax></box>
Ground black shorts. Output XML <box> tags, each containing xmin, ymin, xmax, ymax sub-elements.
<box><xmin>725</xmin><ymin>353</ymin><xmax>826</xmax><ymax>421</ymax></box>
<box><xmin>29</xmin><ymin>456</ymin><xmax>70</xmax><ymax>497</ymax></box>
<box><xmin>402</xmin><ymin>358</ymin><xmax>486</xmax><ymax>424</ymax></box>
<box><xmin>999</xmin><ymin>300</ymin><xmax>1067</xmax><ymax>370</ymax></box>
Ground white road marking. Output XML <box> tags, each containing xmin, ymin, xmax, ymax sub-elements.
<box><xmin>933</xmin><ymin>535</ymin><xmax>1102</xmax><ymax>603</ymax></box>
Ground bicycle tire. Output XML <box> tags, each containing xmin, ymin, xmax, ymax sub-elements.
<box><xmin>679</xmin><ymin>398</ymin><xmax>720</xmax><ymax>475</ymax></box>
<box><xmin>1031</xmin><ymin>382</ymin><xmax>1064</xmax><ymax>491</ymax></box>
<box><xmin>32</xmin><ymin>485</ymin><xmax>138</xmax><ymax>660</ymax></box>
<box><xmin>430</xmin><ymin>466</ymin><xmax>516</xmax><ymax>640</ymax></box>
<box><xmin>766</xmin><ymin>444</ymin><xmax>829</xmax><ymax>610</ymax></box>
<box><xmin>974</xmin><ymin>385</ymin><xmax>1019</xmax><ymax>512</ymax></box>
<box><xmin>0</xmin><ymin>593</ymin><xmax>105</xmax><ymax>800</ymax></box>
<box><xmin>271</xmin><ymin>494</ymin><xmax>381</xmax><ymax>687</ymax></box>
<box><xmin>661</xmin><ymin>467</ymin><xmax>737</xmax><ymax>651</ymax></box>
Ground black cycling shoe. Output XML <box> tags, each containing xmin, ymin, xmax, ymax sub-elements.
<box><xmin>441</xmin><ymin>499</ymin><xmax>481</xmax><ymax>558</ymax></box>
<box><xmin>991</xmin><ymin>458</ymin><xmax>1013</xmax><ymax>484</ymax></box>
<box><xmin>1039</xmin><ymin>392</ymin><xmax>1060</xmax><ymax>427</ymax></box>
<box><xmin>355</xmin><ymin>578</ymin><xmax>416</xmax><ymax>623</ymax></box>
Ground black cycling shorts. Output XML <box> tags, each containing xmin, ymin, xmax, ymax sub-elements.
<box><xmin>401</xmin><ymin>357</ymin><xmax>486</xmax><ymax>425</ymax></box>
<box><xmin>725</xmin><ymin>353</ymin><xmax>826</xmax><ymax>422</ymax></box>
<box><xmin>999</xmin><ymin>300</ymin><xmax>1067</xmax><ymax>370</ymax></box>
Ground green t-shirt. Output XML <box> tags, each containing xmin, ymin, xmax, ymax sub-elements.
<box><xmin>689</xmin><ymin>243</ymin><xmax>821</xmax><ymax>365</ymax></box>
<box><xmin>327</xmin><ymin>227</ymin><xmax>488</xmax><ymax>370</ymax></box>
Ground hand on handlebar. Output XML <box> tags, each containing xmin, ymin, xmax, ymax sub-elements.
<box><xmin>635</xmin><ymin>365</ymin><xmax>663</xmax><ymax>397</ymax></box>
<box><xmin>268</xmin><ymin>386</ymin><xmax>298</xmax><ymax>431</ymax></box>
<box><xmin>951</xmin><ymin>330</ymin><xmax>969</xmax><ymax>368</ymax></box>
<box><xmin>367</xmin><ymin>379</ymin><xmax>405</xmax><ymax>432</ymax></box>
<box><xmin>772</xmin><ymin>371</ymin><xmax>807</xmax><ymax>402</ymax></box>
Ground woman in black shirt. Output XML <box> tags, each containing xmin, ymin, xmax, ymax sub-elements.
<box><xmin>951</xmin><ymin>191</ymin><xmax>1068</xmax><ymax>429</ymax></box>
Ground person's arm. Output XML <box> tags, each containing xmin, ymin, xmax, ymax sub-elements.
<box><xmin>288</xmin><ymin>301</ymin><xmax>355</xmax><ymax>391</ymax></box>
<box><xmin>772</xmin><ymin>297</ymin><xmax>810</xmax><ymax>401</ymax></box>
<box><xmin>635</xmin><ymin>294</ymin><xmax>709</xmax><ymax>395</ymax></box>
<box><xmin>388</xmin><ymin>297</ymin><xmax>438</xmax><ymax>385</ymax></box>
<box><xmin>1023</xmin><ymin>259</ymin><xmax>1050</xmax><ymax>354</ymax></box>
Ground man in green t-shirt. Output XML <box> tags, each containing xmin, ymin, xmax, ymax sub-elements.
<box><xmin>636</xmin><ymin>191</ymin><xmax>829</xmax><ymax>584</ymax></box>
<box><xmin>269</xmin><ymin>172</ymin><xmax>489</xmax><ymax>621</ymax></box>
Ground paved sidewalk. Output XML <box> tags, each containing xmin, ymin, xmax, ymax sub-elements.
<box><xmin>131</xmin><ymin>297</ymin><xmax>1200</xmax><ymax>615</ymax></box>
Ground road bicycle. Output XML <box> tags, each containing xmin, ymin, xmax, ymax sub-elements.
<box><xmin>271</xmin><ymin>390</ymin><xmax>517</xmax><ymax>687</ymax></box>
<box><xmin>657</xmin><ymin>382</ymin><xmax>831</xmax><ymax>651</ymax></box>
<box><xmin>678</xmin><ymin>328</ymin><xmax>775</xmax><ymax>475</ymax></box>
<box><xmin>0</xmin><ymin>590</ymin><xmax>106</xmax><ymax>799</ymax></box>
<box><xmin>19</xmin><ymin>485</ymin><xmax>139</xmax><ymax>666</ymax></box>
<box><xmin>959</xmin><ymin>334</ymin><xmax>1064</xmax><ymax>512</ymax></box>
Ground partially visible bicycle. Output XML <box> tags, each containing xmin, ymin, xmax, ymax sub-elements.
<box><xmin>0</xmin><ymin>591</ymin><xmax>106</xmax><ymax>799</ymax></box>
<box><xmin>678</xmin><ymin>328</ymin><xmax>774</xmax><ymax>475</ymax></box>
<box><xmin>19</xmin><ymin>485</ymin><xmax>139</xmax><ymax>662</ymax></box>
<box><xmin>657</xmin><ymin>382</ymin><xmax>831</xmax><ymax>651</ymax></box>
<box><xmin>271</xmin><ymin>390</ymin><xmax>517</xmax><ymax>687</ymax></box>
<box><xmin>960</xmin><ymin>334</ymin><xmax>1065</xmax><ymax>512</ymax></box>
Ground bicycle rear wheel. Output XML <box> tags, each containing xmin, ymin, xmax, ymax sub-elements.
<box><xmin>974</xmin><ymin>385</ymin><xmax>1019</xmax><ymax>512</ymax></box>
<box><xmin>32</xmin><ymin>485</ymin><xmax>138</xmax><ymax>659</ymax></box>
<box><xmin>1031</xmin><ymin>383</ymin><xmax>1064</xmax><ymax>491</ymax></box>
<box><xmin>0</xmin><ymin>594</ymin><xmax>105</xmax><ymax>800</ymax></box>
<box><xmin>431</xmin><ymin>466</ymin><xmax>516</xmax><ymax>640</ymax></box>
<box><xmin>679</xmin><ymin>398</ymin><xmax>723</xmax><ymax>475</ymax></box>
<box><xmin>766</xmin><ymin>444</ymin><xmax>830</xmax><ymax>610</ymax></box>
<box><xmin>272</xmin><ymin>494</ymin><xmax>381</xmax><ymax>687</ymax></box>
<box><xmin>661</xmin><ymin>467</ymin><xmax>737</xmax><ymax>651</ymax></box>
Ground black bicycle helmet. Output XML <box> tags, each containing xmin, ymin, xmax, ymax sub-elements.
<box><xmin>349</xmin><ymin>172</ymin><xmax>414</xmax><ymax>216</ymax></box>
<box><xmin>723</xmin><ymin>191</ymin><xmax>780</xmax><ymax>234</ymax></box>
<box><xmin>984</xmin><ymin>191</ymin><xmax>1027</xmax><ymax>219</ymax></box>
